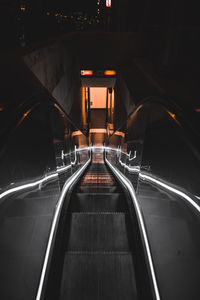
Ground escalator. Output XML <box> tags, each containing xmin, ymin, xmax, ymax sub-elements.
<box><xmin>45</xmin><ymin>148</ymin><xmax>144</xmax><ymax>300</ymax></box>
<box><xmin>60</xmin><ymin>151</ymin><xmax>138</xmax><ymax>300</ymax></box>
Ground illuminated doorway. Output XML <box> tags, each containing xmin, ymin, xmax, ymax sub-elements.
<box><xmin>90</xmin><ymin>87</ymin><xmax>107</xmax><ymax>109</ymax></box>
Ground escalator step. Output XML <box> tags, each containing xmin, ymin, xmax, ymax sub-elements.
<box><xmin>68</xmin><ymin>193</ymin><xmax>127</xmax><ymax>212</ymax></box>
<box><xmin>78</xmin><ymin>186</ymin><xmax>121</xmax><ymax>193</ymax></box>
<box><xmin>66</xmin><ymin>213</ymin><xmax>130</xmax><ymax>252</ymax></box>
<box><xmin>60</xmin><ymin>252</ymin><xmax>138</xmax><ymax>300</ymax></box>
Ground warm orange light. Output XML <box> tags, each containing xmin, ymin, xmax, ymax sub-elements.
<box><xmin>115</xmin><ymin>131</ymin><xmax>125</xmax><ymax>138</ymax></box>
<box><xmin>0</xmin><ymin>107</ymin><xmax>4</xmax><ymax>112</ymax></box>
<box><xmin>20</xmin><ymin>5</ymin><xmax>26</xmax><ymax>11</ymax></box>
<box><xmin>106</xmin><ymin>0</ymin><xmax>111</xmax><ymax>7</ymax></box>
<box><xmin>81</xmin><ymin>70</ymin><xmax>93</xmax><ymax>76</ymax></box>
<box><xmin>195</xmin><ymin>108</ymin><xmax>200</xmax><ymax>113</ymax></box>
<box><xmin>168</xmin><ymin>111</ymin><xmax>176</xmax><ymax>119</ymax></box>
<box><xmin>104</xmin><ymin>70</ymin><xmax>116</xmax><ymax>76</ymax></box>
<box><xmin>46</xmin><ymin>11</ymin><xmax>50</xmax><ymax>16</ymax></box>
<box><xmin>72</xmin><ymin>130</ymin><xmax>82</xmax><ymax>137</ymax></box>
<box><xmin>167</xmin><ymin>110</ymin><xmax>181</xmax><ymax>126</ymax></box>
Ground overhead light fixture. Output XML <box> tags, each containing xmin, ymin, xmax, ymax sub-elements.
<box><xmin>106</xmin><ymin>0</ymin><xmax>112</xmax><ymax>7</ymax></box>
<box><xmin>104</xmin><ymin>70</ymin><xmax>116</xmax><ymax>76</ymax></box>
<box><xmin>81</xmin><ymin>70</ymin><xmax>93</xmax><ymax>76</ymax></box>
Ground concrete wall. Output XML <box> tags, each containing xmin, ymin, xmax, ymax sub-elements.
<box><xmin>23</xmin><ymin>36</ymin><xmax>82</xmax><ymax>120</ymax></box>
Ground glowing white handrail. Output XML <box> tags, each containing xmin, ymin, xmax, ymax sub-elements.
<box><xmin>0</xmin><ymin>173</ymin><xmax>58</xmax><ymax>201</ymax></box>
<box><xmin>106</xmin><ymin>146</ymin><xmax>200</xmax><ymax>213</ymax></box>
<box><xmin>36</xmin><ymin>155</ymin><xmax>91</xmax><ymax>300</ymax></box>
<box><xmin>0</xmin><ymin>144</ymin><xmax>92</xmax><ymax>202</ymax></box>
<box><xmin>139</xmin><ymin>173</ymin><xmax>200</xmax><ymax>213</ymax></box>
<box><xmin>105</xmin><ymin>156</ymin><xmax>161</xmax><ymax>300</ymax></box>
<box><xmin>129</xmin><ymin>150</ymin><xmax>137</xmax><ymax>161</ymax></box>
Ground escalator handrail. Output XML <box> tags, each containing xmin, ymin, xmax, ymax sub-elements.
<box><xmin>36</xmin><ymin>153</ymin><xmax>91</xmax><ymax>300</ymax></box>
<box><xmin>111</xmin><ymin>96</ymin><xmax>200</xmax><ymax>151</ymax></box>
<box><xmin>105</xmin><ymin>150</ymin><xmax>161</xmax><ymax>300</ymax></box>
<box><xmin>109</xmin><ymin>96</ymin><xmax>200</xmax><ymax>160</ymax></box>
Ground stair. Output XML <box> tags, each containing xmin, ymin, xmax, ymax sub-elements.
<box><xmin>59</xmin><ymin>158</ymin><xmax>138</xmax><ymax>300</ymax></box>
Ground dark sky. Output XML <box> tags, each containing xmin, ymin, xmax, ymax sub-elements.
<box><xmin>44</xmin><ymin>0</ymin><xmax>96</xmax><ymax>12</ymax></box>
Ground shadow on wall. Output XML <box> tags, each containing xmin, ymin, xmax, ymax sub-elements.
<box><xmin>23</xmin><ymin>35</ymin><xmax>84</xmax><ymax>129</ymax></box>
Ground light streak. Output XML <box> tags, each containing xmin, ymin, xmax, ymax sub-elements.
<box><xmin>105</xmin><ymin>147</ymin><xmax>200</xmax><ymax>213</ymax></box>
<box><xmin>36</xmin><ymin>155</ymin><xmax>91</xmax><ymax>300</ymax></box>
<box><xmin>139</xmin><ymin>173</ymin><xmax>200</xmax><ymax>213</ymax></box>
<box><xmin>0</xmin><ymin>173</ymin><xmax>58</xmax><ymax>202</ymax></box>
<box><xmin>105</xmin><ymin>156</ymin><xmax>161</xmax><ymax>300</ymax></box>
<box><xmin>129</xmin><ymin>150</ymin><xmax>137</xmax><ymax>161</ymax></box>
<box><xmin>57</xmin><ymin>165</ymin><xmax>71</xmax><ymax>174</ymax></box>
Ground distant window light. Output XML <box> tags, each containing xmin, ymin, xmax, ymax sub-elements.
<box><xmin>106</xmin><ymin>0</ymin><xmax>111</xmax><ymax>7</ymax></box>
<box><xmin>20</xmin><ymin>5</ymin><xmax>26</xmax><ymax>11</ymax></box>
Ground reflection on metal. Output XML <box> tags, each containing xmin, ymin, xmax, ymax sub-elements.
<box><xmin>54</xmin><ymin>103</ymin><xmax>63</xmax><ymax>113</ymax></box>
<box><xmin>105</xmin><ymin>156</ymin><xmax>161</xmax><ymax>300</ymax></box>
<box><xmin>168</xmin><ymin>111</ymin><xmax>176</xmax><ymax>119</ymax></box>
<box><xmin>115</xmin><ymin>131</ymin><xmax>125</xmax><ymax>138</ymax></box>
<box><xmin>36</xmin><ymin>155</ymin><xmax>91</xmax><ymax>300</ymax></box>
<box><xmin>72</xmin><ymin>130</ymin><xmax>83</xmax><ymax>137</ymax></box>
<box><xmin>166</xmin><ymin>110</ymin><xmax>181</xmax><ymax>126</ymax></box>
<box><xmin>17</xmin><ymin>103</ymin><xmax>40</xmax><ymax>127</ymax></box>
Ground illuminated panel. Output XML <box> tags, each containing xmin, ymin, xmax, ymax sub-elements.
<box><xmin>106</xmin><ymin>0</ymin><xmax>112</xmax><ymax>7</ymax></box>
<box><xmin>104</xmin><ymin>70</ymin><xmax>116</xmax><ymax>76</ymax></box>
<box><xmin>72</xmin><ymin>130</ymin><xmax>82</xmax><ymax>137</ymax></box>
<box><xmin>115</xmin><ymin>131</ymin><xmax>125</xmax><ymax>138</ymax></box>
<box><xmin>90</xmin><ymin>87</ymin><xmax>107</xmax><ymax>108</ymax></box>
<box><xmin>81</xmin><ymin>70</ymin><xmax>93</xmax><ymax>76</ymax></box>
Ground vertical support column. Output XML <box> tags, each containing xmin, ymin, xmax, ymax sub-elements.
<box><xmin>88</xmin><ymin>87</ymin><xmax>91</xmax><ymax>123</ymax></box>
<box><xmin>86</xmin><ymin>87</ymin><xmax>91</xmax><ymax>136</ymax></box>
<box><xmin>109</xmin><ymin>87</ymin><xmax>113</xmax><ymax>124</ymax></box>
<box><xmin>106</xmin><ymin>88</ymin><xmax>109</xmax><ymax>124</ymax></box>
